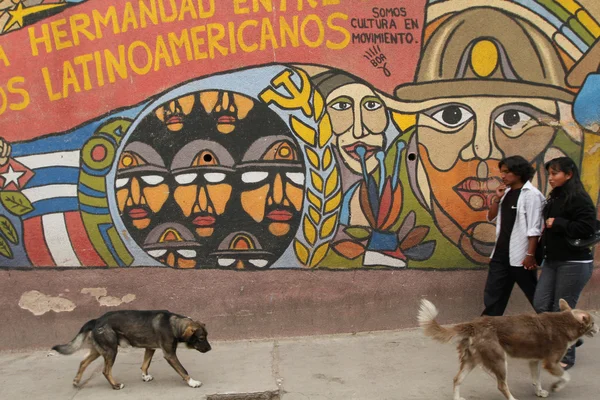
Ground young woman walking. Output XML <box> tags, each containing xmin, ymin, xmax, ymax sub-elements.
<box><xmin>533</xmin><ymin>156</ymin><xmax>597</xmax><ymax>370</ymax></box>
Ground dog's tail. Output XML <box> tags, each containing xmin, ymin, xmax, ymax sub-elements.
<box><xmin>417</xmin><ymin>299</ymin><xmax>458</xmax><ymax>343</ymax></box>
<box><xmin>52</xmin><ymin>319</ymin><xmax>95</xmax><ymax>355</ymax></box>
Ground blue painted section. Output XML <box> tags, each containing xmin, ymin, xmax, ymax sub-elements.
<box><xmin>22</xmin><ymin>198</ymin><xmax>79</xmax><ymax>220</ymax></box>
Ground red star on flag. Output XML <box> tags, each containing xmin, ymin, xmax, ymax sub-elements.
<box><xmin>0</xmin><ymin>158</ymin><xmax>34</xmax><ymax>191</ymax></box>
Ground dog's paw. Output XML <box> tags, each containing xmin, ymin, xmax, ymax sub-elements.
<box><xmin>142</xmin><ymin>373</ymin><xmax>154</xmax><ymax>382</ymax></box>
<box><xmin>187</xmin><ymin>378</ymin><xmax>202</xmax><ymax>388</ymax></box>
<box><xmin>72</xmin><ymin>380</ymin><xmax>80</xmax><ymax>388</ymax></box>
<box><xmin>551</xmin><ymin>381</ymin><xmax>565</xmax><ymax>392</ymax></box>
<box><xmin>535</xmin><ymin>388</ymin><xmax>549</xmax><ymax>398</ymax></box>
<box><xmin>112</xmin><ymin>383</ymin><xmax>124</xmax><ymax>390</ymax></box>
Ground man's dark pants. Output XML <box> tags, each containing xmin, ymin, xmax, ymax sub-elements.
<box><xmin>483</xmin><ymin>255</ymin><xmax>537</xmax><ymax>316</ymax></box>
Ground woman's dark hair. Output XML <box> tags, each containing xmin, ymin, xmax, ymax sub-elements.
<box><xmin>545</xmin><ymin>156</ymin><xmax>591</xmax><ymax>206</ymax></box>
<box><xmin>498</xmin><ymin>156</ymin><xmax>535</xmax><ymax>182</ymax></box>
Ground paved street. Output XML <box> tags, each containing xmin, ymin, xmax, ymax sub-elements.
<box><xmin>1</xmin><ymin>327</ymin><xmax>599</xmax><ymax>399</ymax></box>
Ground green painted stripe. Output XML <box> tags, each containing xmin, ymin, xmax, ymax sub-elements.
<box><xmin>568</xmin><ymin>18</ymin><xmax>595</xmax><ymax>45</ymax></box>
<box><xmin>81</xmin><ymin>215</ymin><xmax>117</xmax><ymax>266</ymax></box>
<box><xmin>536</xmin><ymin>0</ymin><xmax>571</xmax><ymax>22</ymax></box>
<box><xmin>79</xmin><ymin>172</ymin><xmax>108</xmax><ymax>192</ymax></box>
<box><xmin>536</xmin><ymin>0</ymin><xmax>594</xmax><ymax>44</ymax></box>
<box><xmin>78</xmin><ymin>192</ymin><xmax>109</xmax><ymax>208</ymax></box>
<box><xmin>108</xmin><ymin>226</ymin><xmax>134</xmax><ymax>266</ymax></box>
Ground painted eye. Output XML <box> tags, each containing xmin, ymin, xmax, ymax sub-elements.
<box><xmin>249</xmin><ymin>259</ymin><xmax>269</xmax><ymax>268</ymax></box>
<box><xmin>431</xmin><ymin>106</ymin><xmax>473</xmax><ymax>128</ymax></box>
<box><xmin>364</xmin><ymin>100</ymin><xmax>382</xmax><ymax>111</ymax></box>
<box><xmin>141</xmin><ymin>175</ymin><xmax>165</xmax><ymax>186</ymax></box>
<box><xmin>147</xmin><ymin>249</ymin><xmax>167</xmax><ymax>258</ymax></box>
<box><xmin>330</xmin><ymin>101</ymin><xmax>352</xmax><ymax>111</ymax></box>
<box><xmin>494</xmin><ymin>110</ymin><xmax>538</xmax><ymax>138</ymax></box>
<box><xmin>286</xmin><ymin>172</ymin><xmax>305</xmax><ymax>186</ymax></box>
<box><xmin>177</xmin><ymin>249</ymin><xmax>197</xmax><ymax>258</ymax></box>
<box><xmin>494</xmin><ymin>110</ymin><xmax>533</xmax><ymax>128</ymax></box>
<box><xmin>242</xmin><ymin>171</ymin><xmax>269</xmax><ymax>184</ymax></box>
<box><xmin>115</xmin><ymin>177</ymin><xmax>130</xmax><ymax>188</ymax></box>
<box><xmin>217</xmin><ymin>258</ymin><xmax>236</xmax><ymax>267</ymax></box>
<box><xmin>204</xmin><ymin>172</ymin><xmax>226</xmax><ymax>183</ymax></box>
<box><xmin>175</xmin><ymin>173</ymin><xmax>198</xmax><ymax>185</ymax></box>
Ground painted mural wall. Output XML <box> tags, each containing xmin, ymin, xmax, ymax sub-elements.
<box><xmin>0</xmin><ymin>0</ymin><xmax>599</xmax><ymax>270</ymax></box>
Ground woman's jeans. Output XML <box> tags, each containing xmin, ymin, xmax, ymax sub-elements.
<box><xmin>533</xmin><ymin>259</ymin><xmax>594</xmax><ymax>365</ymax></box>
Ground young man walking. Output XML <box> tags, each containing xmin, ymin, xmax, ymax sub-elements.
<box><xmin>483</xmin><ymin>156</ymin><xmax>545</xmax><ymax>316</ymax></box>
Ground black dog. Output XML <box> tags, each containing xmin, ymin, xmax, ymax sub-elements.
<box><xmin>52</xmin><ymin>310</ymin><xmax>211</xmax><ymax>389</ymax></box>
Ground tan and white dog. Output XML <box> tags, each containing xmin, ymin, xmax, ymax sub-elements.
<box><xmin>418</xmin><ymin>299</ymin><xmax>598</xmax><ymax>400</ymax></box>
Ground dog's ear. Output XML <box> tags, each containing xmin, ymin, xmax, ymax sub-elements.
<box><xmin>575</xmin><ymin>312</ymin><xmax>590</xmax><ymax>324</ymax></box>
<box><xmin>182</xmin><ymin>322</ymin><xmax>199</xmax><ymax>341</ymax></box>
<box><xmin>559</xmin><ymin>299</ymin><xmax>572</xmax><ymax>312</ymax></box>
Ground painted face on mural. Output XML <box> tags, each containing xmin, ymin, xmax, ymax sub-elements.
<box><xmin>116</xmin><ymin>142</ymin><xmax>170</xmax><ymax>232</ymax></box>
<box><xmin>154</xmin><ymin>94</ymin><xmax>196</xmax><ymax>132</ymax></box>
<box><xmin>415</xmin><ymin>97</ymin><xmax>558</xmax><ymax>254</ymax></box>
<box><xmin>238</xmin><ymin>137</ymin><xmax>304</xmax><ymax>237</ymax></box>
<box><xmin>171</xmin><ymin>140</ymin><xmax>235</xmax><ymax>239</ymax></box>
<box><xmin>199</xmin><ymin>91</ymin><xmax>255</xmax><ymax>134</ymax></box>
<box><xmin>211</xmin><ymin>231</ymin><xmax>273</xmax><ymax>270</ymax></box>
<box><xmin>326</xmin><ymin>83</ymin><xmax>388</xmax><ymax>175</ymax></box>
<box><xmin>112</xmin><ymin>85</ymin><xmax>304</xmax><ymax>268</ymax></box>
<box><xmin>144</xmin><ymin>223</ymin><xmax>201</xmax><ymax>268</ymax></box>
<box><xmin>391</xmin><ymin>6</ymin><xmax>580</xmax><ymax>263</ymax></box>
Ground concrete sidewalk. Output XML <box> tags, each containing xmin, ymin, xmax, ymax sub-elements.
<box><xmin>1</xmin><ymin>328</ymin><xmax>599</xmax><ymax>400</ymax></box>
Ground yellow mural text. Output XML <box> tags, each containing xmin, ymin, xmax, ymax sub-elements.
<box><xmin>28</xmin><ymin>0</ymin><xmax>217</xmax><ymax>56</ymax></box>
<box><xmin>233</xmin><ymin>0</ymin><xmax>340</xmax><ymax>14</ymax></box>
<box><xmin>0</xmin><ymin>44</ymin><xmax>10</xmax><ymax>67</ymax></box>
<box><xmin>0</xmin><ymin>45</ymin><xmax>30</xmax><ymax>114</ymax></box>
<box><xmin>28</xmin><ymin>0</ymin><xmax>345</xmax><ymax>56</ymax></box>
<box><xmin>28</xmin><ymin>0</ymin><xmax>349</xmax><ymax>102</ymax></box>
<box><xmin>0</xmin><ymin>76</ymin><xmax>30</xmax><ymax>115</ymax></box>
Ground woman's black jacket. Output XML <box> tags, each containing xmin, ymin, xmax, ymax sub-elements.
<box><xmin>540</xmin><ymin>186</ymin><xmax>596</xmax><ymax>261</ymax></box>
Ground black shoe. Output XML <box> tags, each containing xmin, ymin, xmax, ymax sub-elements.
<box><xmin>576</xmin><ymin>339</ymin><xmax>584</xmax><ymax>347</ymax></box>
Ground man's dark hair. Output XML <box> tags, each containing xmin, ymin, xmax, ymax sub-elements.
<box><xmin>498</xmin><ymin>156</ymin><xmax>535</xmax><ymax>182</ymax></box>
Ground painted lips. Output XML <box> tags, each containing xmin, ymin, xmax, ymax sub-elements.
<box><xmin>454</xmin><ymin>177</ymin><xmax>502</xmax><ymax>211</ymax></box>
<box><xmin>128</xmin><ymin>208</ymin><xmax>149</xmax><ymax>219</ymax></box>
<box><xmin>217</xmin><ymin>116</ymin><xmax>236</xmax><ymax>124</ymax></box>
<box><xmin>193</xmin><ymin>215</ymin><xmax>216</xmax><ymax>227</ymax></box>
<box><xmin>166</xmin><ymin>115</ymin><xmax>183</xmax><ymax>125</ymax></box>
<box><xmin>342</xmin><ymin>142</ymin><xmax>381</xmax><ymax>161</ymax></box>
<box><xmin>266</xmin><ymin>210</ymin><xmax>293</xmax><ymax>222</ymax></box>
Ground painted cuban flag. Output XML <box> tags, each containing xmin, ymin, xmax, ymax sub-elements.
<box><xmin>2</xmin><ymin>106</ymin><xmax>143</xmax><ymax>267</ymax></box>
